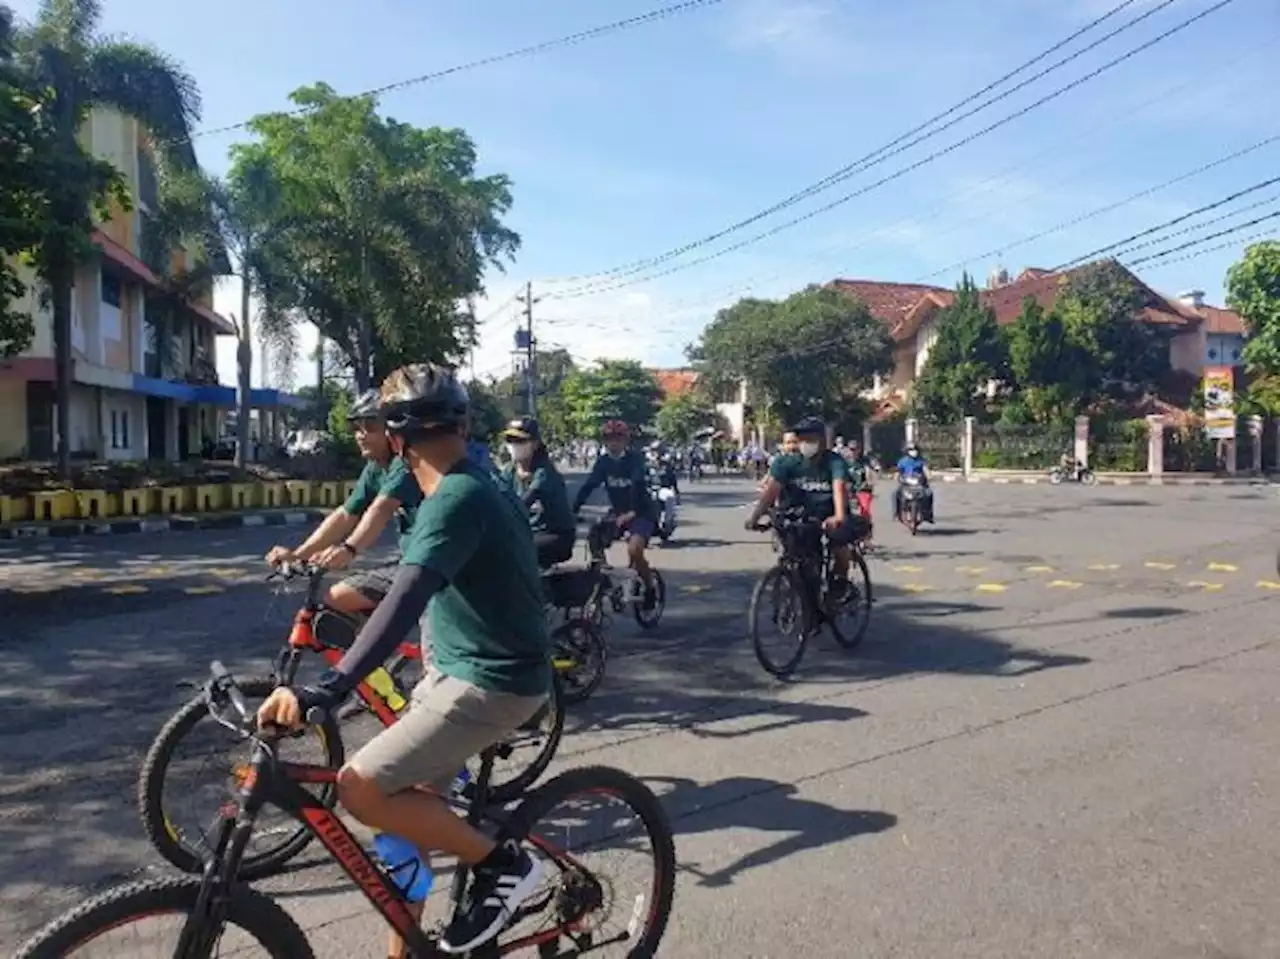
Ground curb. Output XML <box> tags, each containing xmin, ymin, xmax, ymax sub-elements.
<box><xmin>932</xmin><ymin>472</ymin><xmax>1277</xmax><ymax>487</ymax></box>
<box><xmin>0</xmin><ymin>508</ymin><xmax>326</xmax><ymax>540</ymax></box>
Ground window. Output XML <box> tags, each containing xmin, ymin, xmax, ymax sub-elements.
<box><xmin>110</xmin><ymin>409</ymin><xmax>131</xmax><ymax>450</ymax></box>
<box><xmin>1208</xmin><ymin>348</ymin><xmax>1219</xmax><ymax>360</ymax></box>
<box><xmin>101</xmin><ymin>273</ymin><xmax>122</xmax><ymax>308</ymax></box>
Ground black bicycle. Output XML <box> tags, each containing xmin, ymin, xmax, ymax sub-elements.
<box><xmin>19</xmin><ymin>662</ymin><xmax>676</xmax><ymax>958</ymax></box>
<box><xmin>580</xmin><ymin>517</ymin><xmax>666</xmax><ymax>631</ymax></box>
<box><xmin>747</xmin><ymin>508</ymin><xmax>873</xmax><ymax>678</ymax></box>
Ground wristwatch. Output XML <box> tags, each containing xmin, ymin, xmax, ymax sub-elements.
<box><xmin>340</xmin><ymin>541</ymin><xmax>359</xmax><ymax>557</ymax></box>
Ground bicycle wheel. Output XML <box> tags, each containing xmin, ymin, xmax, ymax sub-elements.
<box><xmin>632</xmin><ymin>568</ymin><xmax>665</xmax><ymax>630</ymax></box>
<box><xmin>828</xmin><ymin>548</ymin><xmax>873</xmax><ymax>650</ymax></box>
<box><xmin>14</xmin><ymin>876</ymin><xmax>314</xmax><ymax>959</ymax></box>
<box><xmin>138</xmin><ymin>677</ymin><xmax>343</xmax><ymax>879</ymax></box>
<box><xmin>553</xmin><ymin>619</ymin><xmax>608</xmax><ymax>705</ymax></box>
<box><xmin>501</xmin><ymin>766</ymin><xmax>676</xmax><ymax>957</ymax></box>
<box><xmin>484</xmin><ymin>676</ymin><xmax>566</xmax><ymax>803</ymax></box>
<box><xmin>748</xmin><ymin>566</ymin><xmax>809</xmax><ymax>678</ymax></box>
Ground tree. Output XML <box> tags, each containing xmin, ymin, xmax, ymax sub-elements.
<box><xmin>911</xmin><ymin>274</ymin><xmax>1006</xmax><ymax>423</ymax></box>
<box><xmin>689</xmin><ymin>284</ymin><xmax>892</xmax><ymax>426</ymax></box>
<box><xmin>654</xmin><ymin>390</ymin><xmax>715</xmax><ymax>445</ymax></box>
<box><xmin>1004</xmin><ymin>296</ymin><xmax>1078</xmax><ymax>423</ymax></box>
<box><xmin>560</xmin><ymin>360</ymin><xmax>661</xmax><ymax>438</ymax></box>
<box><xmin>466</xmin><ymin>379</ymin><xmax>506</xmax><ymax>444</ymax></box>
<box><xmin>1227</xmin><ymin>240</ymin><xmax>1280</xmax><ymax>374</ymax></box>
<box><xmin>13</xmin><ymin>0</ymin><xmax>202</xmax><ymax>476</ymax></box>
<box><xmin>228</xmin><ymin>84</ymin><xmax>520</xmax><ymax>390</ymax></box>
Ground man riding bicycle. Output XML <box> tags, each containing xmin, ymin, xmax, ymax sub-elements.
<box><xmin>258</xmin><ymin>364</ymin><xmax>551</xmax><ymax>956</ymax></box>
<box><xmin>745</xmin><ymin>416</ymin><xmax>863</xmax><ymax>597</ymax></box>
<box><xmin>500</xmin><ymin>416</ymin><xmax>576</xmax><ymax>568</ymax></box>
<box><xmin>570</xmin><ymin>419</ymin><xmax>659</xmax><ymax>610</ymax></box>
<box><xmin>265</xmin><ymin>389</ymin><xmax>422</xmax><ymax>617</ymax></box>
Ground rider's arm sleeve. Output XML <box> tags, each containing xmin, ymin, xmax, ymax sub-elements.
<box><xmin>571</xmin><ymin>459</ymin><xmax>602</xmax><ymax>512</ymax></box>
<box><xmin>328</xmin><ymin>564</ymin><xmax>444</xmax><ymax>690</ymax></box>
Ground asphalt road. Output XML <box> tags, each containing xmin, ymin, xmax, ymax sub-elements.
<box><xmin>2</xmin><ymin>476</ymin><xmax>1279</xmax><ymax>957</ymax></box>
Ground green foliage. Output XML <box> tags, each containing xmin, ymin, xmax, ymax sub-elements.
<box><xmin>228</xmin><ymin>83</ymin><xmax>520</xmax><ymax>388</ymax></box>
<box><xmin>1089</xmin><ymin>418</ymin><xmax>1149</xmax><ymax>472</ymax></box>
<box><xmin>492</xmin><ymin>348</ymin><xmax>577</xmax><ymax>443</ymax></box>
<box><xmin>654</xmin><ymin>391</ymin><xmax>716</xmax><ymax>445</ymax></box>
<box><xmin>466</xmin><ymin>379</ymin><xmax>506</xmax><ymax>443</ymax></box>
<box><xmin>1227</xmin><ymin>240</ymin><xmax>1280</xmax><ymax>373</ymax></box>
<box><xmin>912</xmin><ymin>274</ymin><xmax>1005</xmax><ymax>424</ymax></box>
<box><xmin>688</xmin><ymin>284</ymin><xmax>892</xmax><ymax>425</ymax></box>
<box><xmin>560</xmin><ymin>361</ymin><xmax>661</xmax><ymax>438</ymax></box>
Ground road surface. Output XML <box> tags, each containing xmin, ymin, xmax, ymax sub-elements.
<box><xmin>2</xmin><ymin>476</ymin><xmax>1278</xmax><ymax>957</ymax></box>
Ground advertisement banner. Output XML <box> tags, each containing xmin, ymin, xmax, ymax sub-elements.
<box><xmin>1202</xmin><ymin>366</ymin><xmax>1236</xmax><ymax>440</ymax></box>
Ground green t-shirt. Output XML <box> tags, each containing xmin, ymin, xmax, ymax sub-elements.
<box><xmin>344</xmin><ymin>457</ymin><xmax>423</xmax><ymax>549</ymax></box>
<box><xmin>400</xmin><ymin>459</ymin><xmax>552</xmax><ymax>697</ymax></box>
<box><xmin>847</xmin><ymin>455</ymin><xmax>873</xmax><ymax>493</ymax></box>
<box><xmin>769</xmin><ymin>449</ymin><xmax>849</xmax><ymax>519</ymax></box>
<box><xmin>501</xmin><ymin>461</ymin><xmax>576</xmax><ymax>536</ymax></box>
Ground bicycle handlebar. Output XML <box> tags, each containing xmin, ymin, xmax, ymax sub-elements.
<box><xmin>265</xmin><ymin>560</ymin><xmax>324</xmax><ymax>583</ymax></box>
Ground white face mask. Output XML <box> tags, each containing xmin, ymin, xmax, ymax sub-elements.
<box><xmin>506</xmin><ymin>442</ymin><xmax>534</xmax><ymax>463</ymax></box>
<box><xmin>799</xmin><ymin>441</ymin><xmax>820</xmax><ymax>458</ymax></box>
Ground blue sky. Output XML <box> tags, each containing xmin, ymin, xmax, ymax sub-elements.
<box><xmin>10</xmin><ymin>0</ymin><xmax>1278</xmax><ymax>388</ymax></box>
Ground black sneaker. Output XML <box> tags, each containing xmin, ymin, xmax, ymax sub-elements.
<box><xmin>439</xmin><ymin>840</ymin><xmax>545</xmax><ymax>954</ymax></box>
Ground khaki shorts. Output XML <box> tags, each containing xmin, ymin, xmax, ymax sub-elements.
<box><xmin>350</xmin><ymin>666</ymin><xmax>546</xmax><ymax>795</ymax></box>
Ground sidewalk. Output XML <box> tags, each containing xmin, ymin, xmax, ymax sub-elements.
<box><xmin>0</xmin><ymin>507</ymin><xmax>327</xmax><ymax>540</ymax></box>
<box><xmin>931</xmin><ymin>469</ymin><xmax>1278</xmax><ymax>487</ymax></box>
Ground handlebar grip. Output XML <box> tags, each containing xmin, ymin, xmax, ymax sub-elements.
<box><xmin>304</xmin><ymin>705</ymin><xmax>328</xmax><ymax>726</ymax></box>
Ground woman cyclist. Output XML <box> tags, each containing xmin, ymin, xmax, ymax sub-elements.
<box><xmin>500</xmin><ymin>417</ymin><xmax>576</xmax><ymax>568</ymax></box>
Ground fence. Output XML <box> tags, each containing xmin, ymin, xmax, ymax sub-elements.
<box><xmin>914</xmin><ymin>422</ymin><xmax>963</xmax><ymax>469</ymax></box>
<box><xmin>1090</xmin><ymin>419</ymin><xmax>1149</xmax><ymax>473</ymax></box>
<box><xmin>868</xmin><ymin>422</ymin><xmax>906</xmax><ymax>462</ymax></box>
<box><xmin>971</xmin><ymin>423</ymin><xmax>1073</xmax><ymax>470</ymax></box>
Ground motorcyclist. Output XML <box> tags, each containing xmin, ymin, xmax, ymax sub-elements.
<box><xmin>893</xmin><ymin>443</ymin><xmax>934</xmax><ymax>524</ymax></box>
<box><xmin>745</xmin><ymin>416</ymin><xmax>861</xmax><ymax>598</ymax></box>
<box><xmin>500</xmin><ymin>417</ymin><xmax>576</xmax><ymax>568</ymax></box>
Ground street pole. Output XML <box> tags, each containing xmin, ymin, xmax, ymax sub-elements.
<box><xmin>523</xmin><ymin>281</ymin><xmax>537</xmax><ymax>417</ymax></box>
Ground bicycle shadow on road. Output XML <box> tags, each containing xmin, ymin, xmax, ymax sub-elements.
<box><xmin>644</xmin><ymin>774</ymin><xmax>897</xmax><ymax>888</ymax></box>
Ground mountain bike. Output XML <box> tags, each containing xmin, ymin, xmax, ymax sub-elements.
<box><xmin>138</xmin><ymin>562</ymin><xmax>564</xmax><ymax>880</ymax></box>
<box><xmin>19</xmin><ymin>662</ymin><xmax>675</xmax><ymax>959</ymax></box>
<box><xmin>747</xmin><ymin>508</ymin><xmax>873</xmax><ymax>678</ymax></box>
<box><xmin>580</xmin><ymin>517</ymin><xmax>666</xmax><ymax>631</ymax></box>
<box><xmin>542</xmin><ymin>567</ymin><xmax>609</xmax><ymax>705</ymax></box>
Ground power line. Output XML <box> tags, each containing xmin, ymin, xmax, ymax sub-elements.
<box><xmin>1054</xmin><ymin>172</ymin><xmax>1280</xmax><ymax>268</ymax></box>
<box><xmin>548</xmin><ymin>0</ymin><xmax>1240</xmax><ymax>300</ymax></box>
<box><xmin>1105</xmin><ymin>193</ymin><xmax>1280</xmax><ymax>258</ymax></box>
<box><xmin>1135</xmin><ymin>228</ymin><xmax>1278</xmax><ymax>270</ymax></box>
<box><xmin>1124</xmin><ymin>209</ymin><xmax>1280</xmax><ymax>267</ymax></box>
<box><xmin>185</xmin><ymin>0</ymin><xmax>729</xmax><ymax>143</ymax></box>
<box><xmin>548</xmin><ymin>0</ymin><xmax>1194</xmax><ymax>287</ymax></box>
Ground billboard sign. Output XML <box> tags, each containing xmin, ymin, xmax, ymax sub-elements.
<box><xmin>1202</xmin><ymin>366</ymin><xmax>1235</xmax><ymax>440</ymax></box>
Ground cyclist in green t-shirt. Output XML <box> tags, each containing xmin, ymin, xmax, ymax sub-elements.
<box><xmin>499</xmin><ymin>417</ymin><xmax>576</xmax><ymax>567</ymax></box>
<box><xmin>258</xmin><ymin>364</ymin><xmax>551</xmax><ymax>956</ymax></box>
<box><xmin>265</xmin><ymin>389</ymin><xmax>423</xmax><ymax>617</ymax></box>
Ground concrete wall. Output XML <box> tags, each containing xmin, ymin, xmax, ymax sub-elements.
<box><xmin>101</xmin><ymin>388</ymin><xmax>147</xmax><ymax>460</ymax></box>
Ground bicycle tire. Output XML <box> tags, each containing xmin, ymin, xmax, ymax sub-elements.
<box><xmin>632</xmin><ymin>568</ymin><xmax>666</xmax><ymax>630</ymax></box>
<box><xmin>553</xmin><ymin>619</ymin><xmax>608</xmax><ymax>706</ymax></box>
<box><xmin>507</xmin><ymin>766</ymin><xmax>676</xmax><ymax>958</ymax></box>
<box><xmin>748</xmin><ymin>566</ymin><xmax>809</xmax><ymax>678</ymax></box>
<box><xmin>487</xmin><ymin>675</ymin><xmax>566</xmax><ymax>803</ymax></box>
<box><xmin>828</xmin><ymin>549</ymin><xmax>873</xmax><ymax>650</ymax></box>
<box><xmin>13</xmin><ymin>876</ymin><xmax>315</xmax><ymax>959</ymax></box>
<box><xmin>137</xmin><ymin>677</ymin><xmax>343</xmax><ymax>879</ymax></box>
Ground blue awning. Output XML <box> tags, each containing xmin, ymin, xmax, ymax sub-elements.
<box><xmin>130</xmin><ymin>376</ymin><xmax>303</xmax><ymax>408</ymax></box>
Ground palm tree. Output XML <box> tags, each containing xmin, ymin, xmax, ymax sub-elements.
<box><xmin>14</xmin><ymin>0</ymin><xmax>201</xmax><ymax>476</ymax></box>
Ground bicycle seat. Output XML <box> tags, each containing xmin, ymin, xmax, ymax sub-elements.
<box><xmin>542</xmin><ymin>567</ymin><xmax>599</xmax><ymax>609</ymax></box>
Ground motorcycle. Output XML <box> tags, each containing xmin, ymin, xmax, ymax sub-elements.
<box><xmin>655</xmin><ymin>484</ymin><xmax>679</xmax><ymax>543</ymax></box>
<box><xmin>898</xmin><ymin>473</ymin><xmax>926</xmax><ymax>536</ymax></box>
<box><xmin>1049</xmin><ymin>460</ymin><xmax>1097</xmax><ymax>486</ymax></box>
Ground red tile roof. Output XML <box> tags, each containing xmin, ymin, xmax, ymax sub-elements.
<box><xmin>649</xmin><ymin>367</ymin><xmax>699</xmax><ymax>397</ymax></box>
<box><xmin>1190</xmin><ymin>304</ymin><xmax>1247</xmax><ymax>335</ymax></box>
<box><xmin>829</xmin><ymin>279</ymin><xmax>950</xmax><ymax>328</ymax></box>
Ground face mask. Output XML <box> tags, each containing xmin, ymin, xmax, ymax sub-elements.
<box><xmin>606</xmin><ymin>447</ymin><xmax>624</xmax><ymax>459</ymax></box>
<box><xmin>799</xmin><ymin>441</ymin><xmax>820</xmax><ymax>458</ymax></box>
<box><xmin>506</xmin><ymin>442</ymin><xmax>534</xmax><ymax>463</ymax></box>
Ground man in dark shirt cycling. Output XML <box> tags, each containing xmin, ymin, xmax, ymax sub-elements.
<box><xmin>745</xmin><ymin>416</ymin><xmax>861</xmax><ymax>596</ymax></box>
<box><xmin>571</xmin><ymin>419</ymin><xmax>658</xmax><ymax>609</ymax></box>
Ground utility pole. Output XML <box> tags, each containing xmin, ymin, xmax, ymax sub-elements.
<box><xmin>514</xmin><ymin>281</ymin><xmax>538</xmax><ymax>416</ymax></box>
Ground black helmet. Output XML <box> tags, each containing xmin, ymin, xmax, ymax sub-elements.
<box><xmin>347</xmin><ymin>389</ymin><xmax>383</xmax><ymax>422</ymax></box>
<box><xmin>791</xmin><ymin>416</ymin><xmax>826</xmax><ymax>437</ymax></box>
<box><xmin>502</xmin><ymin>417</ymin><xmax>541</xmax><ymax>443</ymax></box>
<box><xmin>380</xmin><ymin>364</ymin><xmax>469</xmax><ymax>434</ymax></box>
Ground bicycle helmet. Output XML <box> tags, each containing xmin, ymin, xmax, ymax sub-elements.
<box><xmin>380</xmin><ymin>363</ymin><xmax>470</xmax><ymax>436</ymax></box>
<box><xmin>347</xmin><ymin>389</ymin><xmax>383</xmax><ymax>422</ymax></box>
<box><xmin>602</xmin><ymin>419</ymin><xmax>630</xmax><ymax>439</ymax></box>
<box><xmin>502</xmin><ymin>417</ymin><xmax>541</xmax><ymax>443</ymax></box>
<box><xmin>791</xmin><ymin>416</ymin><xmax>826</xmax><ymax>437</ymax></box>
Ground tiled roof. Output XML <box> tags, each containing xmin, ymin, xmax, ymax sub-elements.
<box><xmin>649</xmin><ymin>367</ymin><xmax>699</xmax><ymax>397</ymax></box>
<box><xmin>829</xmin><ymin>279</ymin><xmax>950</xmax><ymax>328</ymax></box>
<box><xmin>1191</xmin><ymin>304</ymin><xmax>1247</xmax><ymax>335</ymax></box>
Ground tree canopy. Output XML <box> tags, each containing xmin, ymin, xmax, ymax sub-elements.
<box><xmin>560</xmin><ymin>360</ymin><xmax>661</xmax><ymax>438</ymax></box>
<box><xmin>911</xmin><ymin>275</ymin><xmax>1004</xmax><ymax>423</ymax></box>
<box><xmin>654</xmin><ymin>390</ymin><xmax>718</xmax><ymax>445</ymax></box>
<box><xmin>0</xmin><ymin>5</ymin><xmax>41</xmax><ymax>356</ymax></box>
<box><xmin>688</xmin><ymin>284</ymin><xmax>893</xmax><ymax>425</ymax></box>
<box><xmin>1227</xmin><ymin>240</ymin><xmax>1280</xmax><ymax>374</ymax></box>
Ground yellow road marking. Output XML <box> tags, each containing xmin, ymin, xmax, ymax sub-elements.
<box><xmin>1187</xmin><ymin>580</ymin><xmax>1224</xmax><ymax>592</ymax></box>
<box><xmin>1048</xmin><ymin>580</ymin><xmax>1083</xmax><ymax>589</ymax></box>
<box><xmin>892</xmin><ymin>565</ymin><xmax>923</xmax><ymax>573</ymax></box>
<box><xmin>975</xmin><ymin>583</ymin><xmax>1006</xmax><ymax>592</ymax></box>
<box><xmin>1256</xmin><ymin>581</ymin><xmax>1280</xmax><ymax>590</ymax></box>
<box><xmin>210</xmin><ymin>568</ymin><xmax>243</xmax><ymax>578</ymax></box>
<box><xmin>899</xmin><ymin>583</ymin><xmax>933</xmax><ymax>593</ymax></box>
<box><xmin>184</xmin><ymin>585</ymin><xmax>225</xmax><ymax>595</ymax></box>
<box><xmin>680</xmin><ymin>584</ymin><xmax>709</xmax><ymax>593</ymax></box>
<box><xmin>1206</xmin><ymin>562</ymin><xmax>1238</xmax><ymax>573</ymax></box>
<box><xmin>104</xmin><ymin>584</ymin><xmax>148</xmax><ymax>595</ymax></box>
<box><xmin>956</xmin><ymin>565</ymin><xmax>987</xmax><ymax>574</ymax></box>
<box><xmin>1086</xmin><ymin>563</ymin><xmax>1120</xmax><ymax>571</ymax></box>
<box><xmin>1023</xmin><ymin>565</ymin><xmax>1054</xmax><ymax>573</ymax></box>
<box><xmin>1144</xmin><ymin>562</ymin><xmax>1177</xmax><ymax>570</ymax></box>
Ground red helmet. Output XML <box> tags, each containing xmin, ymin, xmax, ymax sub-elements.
<box><xmin>602</xmin><ymin>419</ymin><xmax>630</xmax><ymax>439</ymax></box>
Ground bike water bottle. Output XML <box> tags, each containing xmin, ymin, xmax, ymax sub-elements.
<box><xmin>364</xmin><ymin>667</ymin><xmax>408</xmax><ymax>712</ymax></box>
<box><xmin>453</xmin><ymin>767</ymin><xmax>472</xmax><ymax>796</ymax></box>
<box><xmin>372</xmin><ymin>832</ymin><xmax>433</xmax><ymax>903</ymax></box>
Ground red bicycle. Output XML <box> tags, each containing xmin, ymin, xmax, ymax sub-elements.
<box><xmin>22</xmin><ymin>663</ymin><xmax>674</xmax><ymax>959</ymax></box>
<box><xmin>138</xmin><ymin>563</ymin><xmax>564</xmax><ymax>880</ymax></box>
